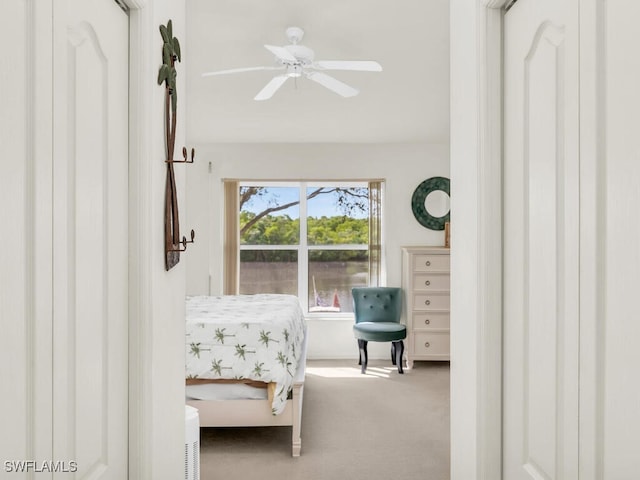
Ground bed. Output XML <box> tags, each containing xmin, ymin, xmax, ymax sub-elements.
<box><xmin>185</xmin><ymin>294</ymin><xmax>307</xmax><ymax>456</ymax></box>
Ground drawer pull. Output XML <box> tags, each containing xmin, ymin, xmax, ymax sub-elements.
<box><xmin>425</xmin><ymin>342</ymin><xmax>430</xmax><ymax>348</ymax></box>
<box><xmin>425</xmin><ymin>260</ymin><xmax>431</xmax><ymax>267</ymax></box>
<box><xmin>425</xmin><ymin>280</ymin><xmax>431</xmax><ymax>286</ymax></box>
<box><xmin>424</xmin><ymin>319</ymin><xmax>431</xmax><ymax>325</ymax></box>
<box><xmin>425</xmin><ymin>299</ymin><xmax>431</xmax><ymax>306</ymax></box>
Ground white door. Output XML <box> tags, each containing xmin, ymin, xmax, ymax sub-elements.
<box><xmin>503</xmin><ymin>1</ymin><xmax>580</xmax><ymax>479</ymax></box>
<box><xmin>52</xmin><ymin>1</ymin><xmax>129</xmax><ymax>478</ymax></box>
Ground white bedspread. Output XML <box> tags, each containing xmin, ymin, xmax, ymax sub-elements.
<box><xmin>185</xmin><ymin>294</ymin><xmax>306</xmax><ymax>415</ymax></box>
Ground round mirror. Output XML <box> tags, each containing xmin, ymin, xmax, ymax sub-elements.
<box><xmin>425</xmin><ymin>190</ymin><xmax>450</xmax><ymax>218</ymax></box>
<box><xmin>411</xmin><ymin>177</ymin><xmax>450</xmax><ymax>230</ymax></box>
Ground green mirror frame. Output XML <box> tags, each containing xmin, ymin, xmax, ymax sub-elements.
<box><xmin>411</xmin><ymin>176</ymin><xmax>450</xmax><ymax>231</ymax></box>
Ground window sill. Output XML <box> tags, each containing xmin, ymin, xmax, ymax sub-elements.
<box><xmin>305</xmin><ymin>312</ymin><xmax>355</xmax><ymax>322</ymax></box>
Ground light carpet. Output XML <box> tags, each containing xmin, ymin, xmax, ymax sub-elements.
<box><xmin>199</xmin><ymin>359</ymin><xmax>450</xmax><ymax>480</ymax></box>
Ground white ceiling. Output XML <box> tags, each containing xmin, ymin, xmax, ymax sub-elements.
<box><xmin>185</xmin><ymin>0</ymin><xmax>450</xmax><ymax>144</ymax></box>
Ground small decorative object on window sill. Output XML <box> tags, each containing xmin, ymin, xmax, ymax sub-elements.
<box><xmin>158</xmin><ymin>20</ymin><xmax>195</xmax><ymax>271</ymax></box>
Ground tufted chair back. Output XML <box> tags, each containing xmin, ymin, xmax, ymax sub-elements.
<box><xmin>352</xmin><ymin>287</ymin><xmax>402</xmax><ymax>324</ymax></box>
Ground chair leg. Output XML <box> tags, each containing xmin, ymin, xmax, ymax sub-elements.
<box><xmin>357</xmin><ymin>339</ymin><xmax>368</xmax><ymax>374</ymax></box>
<box><xmin>391</xmin><ymin>343</ymin><xmax>397</xmax><ymax>365</ymax></box>
<box><xmin>392</xmin><ymin>341</ymin><xmax>404</xmax><ymax>374</ymax></box>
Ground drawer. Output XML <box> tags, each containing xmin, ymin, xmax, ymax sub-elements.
<box><xmin>413</xmin><ymin>273</ymin><xmax>449</xmax><ymax>292</ymax></box>
<box><xmin>412</xmin><ymin>292</ymin><xmax>450</xmax><ymax>311</ymax></box>
<box><xmin>412</xmin><ymin>254</ymin><xmax>450</xmax><ymax>273</ymax></box>
<box><xmin>412</xmin><ymin>332</ymin><xmax>450</xmax><ymax>356</ymax></box>
<box><xmin>412</xmin><ymin>311</ymin><xmax>450</xmax><ymax>330</ymax></box>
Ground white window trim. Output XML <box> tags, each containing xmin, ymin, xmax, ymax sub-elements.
<box><xmin>238</xmin><ymin>180</ymin><xmax>376</xmax><ymax>315</ymax></box>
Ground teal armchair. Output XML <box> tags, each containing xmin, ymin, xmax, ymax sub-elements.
<box><xmin>352</xmin><ymin>287</ymin><xmax>406</xmax><ymax>374</ymax></box>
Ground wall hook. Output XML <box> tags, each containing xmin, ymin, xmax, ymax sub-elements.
<box><xmin>167</xmin><ymin>146</ymin><xmax>195</xmax><ymax>164</ymax></box>
<box><xmin>167</xmin><ymin>229</ymin><xmax>195</xmax><ymax>253</ymax></box>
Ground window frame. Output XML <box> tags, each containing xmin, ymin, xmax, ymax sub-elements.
<box><xmin>236</xmin><ymin>180</ymin><xmax>378</xmax><ymax>317</ymax></box>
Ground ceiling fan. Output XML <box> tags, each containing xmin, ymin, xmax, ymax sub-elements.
<box><xmin>201</xmin><ymin>26</ymin><xmax>382</xmax><ymax>101</ymax></box>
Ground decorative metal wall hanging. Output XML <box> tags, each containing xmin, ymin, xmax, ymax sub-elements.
<box><xmin>158</xmin><ymin>20</ymin><xmax>195</xmax><ymax>271</ymax></box>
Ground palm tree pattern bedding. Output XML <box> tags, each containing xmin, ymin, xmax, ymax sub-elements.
<box><xmin>186</xmin><ymin>294</ymin><xmax>307</xmax><ymax>415</ymax></box>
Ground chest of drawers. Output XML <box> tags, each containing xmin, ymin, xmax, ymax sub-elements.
<box><xmin>402</xmin><ymin>246</ymin><xmax>450</xmax><ymax>366</ymax></box>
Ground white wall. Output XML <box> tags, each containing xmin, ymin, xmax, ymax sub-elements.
<box><xmin>601</xmin><ymin>2</ymin><xmax>640</xmax><ymax>475</ymax></box>
<box><xmin>145</xmin><ymin>2</ymin><xmax>187</xmax><ymax>479</ymax></box>
<box><xmin>185</xmin><ymin>142</ymin><xmax>449</xmax><ymax>358</ymax></box>
<box><xmin>0</xmin><ymin>0</ymin><xmax>46</xmax><ymax>464</ymax></box>
<box><xmin>449</xmin><ymin>1</ymin><xmax>483</xmax><ymax>478</ymax></box>
<box><xmin>128</xmin><ymin>1</ymin><xmax>187</xmax><ymax>479</ymax></box>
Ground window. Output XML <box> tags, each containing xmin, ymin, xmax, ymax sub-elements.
<box><xmin>223</xmin><ymin>181</ymin><xmax>384</xmax><ymax>315</ymax></box>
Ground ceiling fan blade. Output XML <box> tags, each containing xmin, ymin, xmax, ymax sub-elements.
<box><xmin>264</xmin><ymin>44</ymin><xmax>298</xmax><ymax>63</ymax></box>
<box><xmin>254</xmin><ymin>75</ymin><xmax>289</xmax><ymax>101</ymax></box>
<box><xmin>313</xmin><ymin>60</ymin><xmax>383</xmax><ymax>72</ymax></box>
<box><xmin>202</xmin><ymin>66</ymin><xmax>283</xmax><ymax>77</ymax></box>
<box><xmin>306</xmin><ymin>72</ymin><xmax>359</xmax><ymax>98</ymax></box>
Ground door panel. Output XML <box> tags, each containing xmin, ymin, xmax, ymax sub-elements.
<box><xmin>503</xmin><ymin>1</ymin><xmax>579</xmax><ymax>478</ymax></box>
<box><xmin>53</xmin><ymin>1</ymin><xmax>128</xmax><ymax>478</ymax></box>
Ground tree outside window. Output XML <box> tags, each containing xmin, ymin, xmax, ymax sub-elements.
<box><xmin>238</xmin><ymin>182</ymin><xmax>373</xmax><ymax>314</ymax></box>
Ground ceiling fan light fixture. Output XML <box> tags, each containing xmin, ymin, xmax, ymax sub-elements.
<box><xmin>286</xmin><ymin>65</ymin><xmax>303</xmax><ymax>78</ymax></box>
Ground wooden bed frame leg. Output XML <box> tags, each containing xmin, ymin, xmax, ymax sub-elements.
<box><xmin>291</xmin><ymin>382</ymin><xmax>304</xmax><ymax>456</ymax></box>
